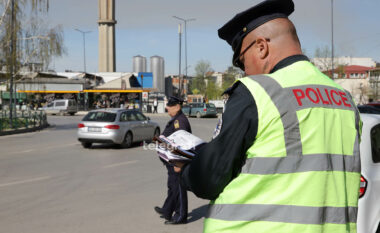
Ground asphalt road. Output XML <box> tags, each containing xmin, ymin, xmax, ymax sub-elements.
<box><xmin>0</xmin><ymin>114</ymin><xmax>219</xmax><ymax>233</ymax></box>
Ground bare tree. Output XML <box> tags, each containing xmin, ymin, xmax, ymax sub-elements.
<box><xmin>313</xmin><ymin>45</ymin><xmax>340</xmax><ymax>77</ymax></box>
<box><xmin>0</xmin><ymin>0</ymin><xmax>65</xmax><ymax>128</ymax></box>
<box><xmin>0</xmin><ymin>0</ymin><xmax>65</xmax><ymax>72</ymax></box>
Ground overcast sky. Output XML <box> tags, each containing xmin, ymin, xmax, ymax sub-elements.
<box><xmin>47</xmin><ymin>0</ymin><xmax>380</xmax><ymax>75</ymax></box>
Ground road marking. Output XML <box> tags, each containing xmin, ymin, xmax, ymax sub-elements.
<box><xmin>43</xmin><ymin>142</ymin><xmax>80</xmax><ymax>150</ymax></box>
<box><xmin>103</xmin><ymin>160</ymin><xmax>138</xmax><ymax>169</ymax></box>
<box><xmin>19</xmin><ymin>149</ymin><xmax>34</xmax><ymax>153</ymax></box>
<box><xmin>0</xmin><ymin>176</ymin><xmax>51</xmax><ymax>188</ymax></box>
<box><xmin>6</xmin><ymin>143</ymin><xmax>79</xmax><ymax>155</ymax></box>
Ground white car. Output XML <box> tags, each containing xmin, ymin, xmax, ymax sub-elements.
<box><xmin>358</xmin><ymin>113</ymin><xmax>380</xmax><ymax>233</ymax></box>
<box><xmin>42</xmin><ymin>99</ymin><xmax>77</xmax><ymax>116</ymax></box>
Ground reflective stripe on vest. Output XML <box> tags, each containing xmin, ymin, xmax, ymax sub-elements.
<box><xmin>205</xmin><ymin>63</ymin><xmax>361</xmax><ymax>233</ymax></box>
<box><xmin>241</xmin><ymin>153</ymin><xmax>360</xmax><ymax>174</ymax></box>
<box><xmin>207</xmin><ymin>204</ymin><xmax>357</xmax><ymax>224</ymax></box>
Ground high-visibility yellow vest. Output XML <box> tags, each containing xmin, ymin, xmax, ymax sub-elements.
<box><xmin>204</xmin><ymin>61</ymin><xmax>361</xmax><ymax>233</ymax></box>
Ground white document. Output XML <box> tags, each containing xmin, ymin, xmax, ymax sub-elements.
<box><xmin>155</xmin><ymin>130</ymin><xmax>205</xmax><ymax>163</ymax></box>
<box><xmin>166</xmin><ymin>130</ymin><xmax>205</xmax><ymax>150</ymax></box>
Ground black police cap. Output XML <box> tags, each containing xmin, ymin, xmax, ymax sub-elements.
<box><xmin>167</xmin><ymin>96</ymin><xmax>184</xmax><ymax>106</ymax></box>
<box><xmin>218</xmin><ymin>0</ymin><xmax>294</xmax><ymax>69</ymax></box>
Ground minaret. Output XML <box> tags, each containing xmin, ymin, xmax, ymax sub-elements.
<box><xmin>98</xmin><ymin>0</ymin><xmax>116</xmax><ymax>72</ymax></box>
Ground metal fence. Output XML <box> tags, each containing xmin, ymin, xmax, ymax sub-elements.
<box><xmin>0</xmin><ymin>110</ymin><xmax>48</xmax><ymax>132</ymax></box>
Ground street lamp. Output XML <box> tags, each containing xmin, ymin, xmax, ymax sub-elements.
<box><xmin>75</xmin><ymin>29</ymin><xmax>91</xmax><ymax>73</ymax></box>
<box><xmin>173</xmin><ymin>16</ymin><xmax>196</xmax><ymax>97</ymax></box>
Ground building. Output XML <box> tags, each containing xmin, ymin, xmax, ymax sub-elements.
<box><xmin>167</xmin><ymin>75</ymin><xmax>189</xmax><ymax>96</ymax></box>
<box><xmin>208</xmin><ymin>72</ymin><xmax>224</xmax><ymax>88</ymax></box>
<box><xmin>332</xmin><ymin>65</ymin><xmax>375</xmax><ymax>104</ymax></box>
<box><xmin>312</xmin><ymin>56</ymin><xmax>376</xmax><ymax>73</ymax></box>
<box><xmin>368</xmin><ymin>68</ymin><xmax>380</xmax><ymax>102</ymax></box>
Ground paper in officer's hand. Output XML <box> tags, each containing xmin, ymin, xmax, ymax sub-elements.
<box><xmin>154</xmin><ymin>130</ymin><xmax>205</xmax><ymax>163</ymax></box>
<box><xmin>166</xmin><ymin>130</ymin><xmax>205</xmax><ymax>150</ymax></box>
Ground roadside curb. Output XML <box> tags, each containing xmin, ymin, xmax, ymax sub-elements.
<box><xmin>0</xmin><ymin>123</ymin><xmax>50</xmax><ymax>136</ymax></box>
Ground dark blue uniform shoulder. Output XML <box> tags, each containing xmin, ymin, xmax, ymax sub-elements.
<box><xmin>162</xmin><ymin>111</ymin><xmax>191</xmax><ymax>137</ymax></box>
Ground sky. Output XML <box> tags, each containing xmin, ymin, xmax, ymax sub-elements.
<box><xmin>46</xmin><ymin>0</ymin><xmax>380</xmax><ymax>76</ymax></box>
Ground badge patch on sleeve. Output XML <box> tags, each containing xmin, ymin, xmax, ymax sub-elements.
<box><xmin>174</xmin><ymin>120</ymin><xmax>180</xmax><ymax>129</ymax></box>
<box><xmin>212</xmin><ymin>117</ymin><xmax>223</xmax><ymax>139</ymax></box>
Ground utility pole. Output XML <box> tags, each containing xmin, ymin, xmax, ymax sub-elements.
<box><xmin>173</xmin><ymin>16</ymin><xmax>196</xmax><ymax>97</ymax></box>
<box><xmin>75</xmin><ymin>29</ymin><xmax>91</xmax><ymax>73</ymax></box>
<box><xmin>9</xmin><ymin>0</ymin><xmax>15</xmax><ymax>128</ymax></box>
<box><xmin>331</xmin><ymin>0</ymin><xmax>334</xmax><ymax>79</ymax></box>
<box><xmin>177</xmin><ymin>23</ymin><xmax>182</xmax><ymax>98</ymax></box>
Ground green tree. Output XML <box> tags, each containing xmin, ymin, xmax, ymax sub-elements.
<box><xmin>222</xmin><ymin>66</ymin><xmax>242</xmax><ymax>90</ymax></box>
<box><xmin>205</xmin><ymin>78</ymin><xmax>222</xmax><ymax>100</ymax></box>
<box><xmin>194</xmin><ymin>59</ymin><xmax>213</xmax><ymax>78</ymax></box>
<box><xmin>190</xmin><ymin>60</ymin><xmax>214</xmax><ymax>95</ymax></box>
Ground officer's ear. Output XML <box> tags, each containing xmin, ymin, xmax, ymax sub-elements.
<box><xmin>256</xmin><ymin>37</ymin><xmax>269</xmax><ymax>59</ymax></box>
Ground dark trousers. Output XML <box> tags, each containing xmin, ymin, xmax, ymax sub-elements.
<box><xmin>161</xmin><ymin>163</ymin><xmax>188</xmax><ymax>221</ymax></box>
<box><xmin>153</xmin><ymin>106</ymin><xmax>158</xmax><ymax>113</ymax></box>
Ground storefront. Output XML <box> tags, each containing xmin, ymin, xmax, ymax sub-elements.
<box><xmin>84</xmin><ymin>89</ymin><xmax>148</xmax><ymax>111</ymax></box>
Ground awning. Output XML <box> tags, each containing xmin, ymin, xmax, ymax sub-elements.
<box><xmin>84</xmin><ymin>89</ymin><xmax>150</xmax><ymax>93</ymax></box>
<box><xmin>16</xmin><ymin>90</ymin><xmax>81</xmax><ymax>93</ymax></box>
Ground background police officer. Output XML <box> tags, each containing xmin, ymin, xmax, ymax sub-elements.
<box><xmin>175</xmin><ymin>0</ymin><xmax>361</xmax><ymax>232</ymax></box>
<box><xmin>154</xmin><ymin>96</ymin><xmax>191</xmax><ymax>225</ymax></box>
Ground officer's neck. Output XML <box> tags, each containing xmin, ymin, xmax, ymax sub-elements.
<box><xmin>171</xmin><ymin>109</ymin><xmax>182</xmax><ymax>119</ymax></box>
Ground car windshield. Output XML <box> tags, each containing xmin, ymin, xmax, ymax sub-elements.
<box><xmin>206</xmin><ymin>103</ymin><xmax>215</xmax><ymax>108</ymax></box>
<box><xmin>82</xmin><ymin>111</ymin><xmax>116</xmax><ymax>122</ymax></box>
<box><xmin>55</xmin><ymin>101</ymin><xmax>65</xmax><ymax>107</ymax></box>
<box><xmin>371</xmin><ymin>124</ymin><xmax>380</xmax><ymax>163</ymax></box>
<box><xmin>358</xmin><ymin>105</ymin><xmax>380</xmax><ymax>114</ymax></box>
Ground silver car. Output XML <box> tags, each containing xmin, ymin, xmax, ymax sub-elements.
<box><xmin>77</xmin><ymin>109</ymin><xmax>160</xmax><ymax>148</ymax></box>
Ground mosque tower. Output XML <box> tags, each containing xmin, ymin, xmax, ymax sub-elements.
<box><xmin>98</xmin><ymin>0</ymin><xmax>116</xmax><ymax>72</ymax></box>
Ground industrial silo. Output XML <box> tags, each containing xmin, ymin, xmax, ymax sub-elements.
<box><xmin>150</xmin><ymin>56</ymin><xmax>165</xmax><ymax>93</ymax></box>
<box><xmin>132</xmin><ymin>55</ymin><xmax>147</xmax><ymax>73</ymax></box>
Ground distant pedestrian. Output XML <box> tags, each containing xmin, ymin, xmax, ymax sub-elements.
<box><xmin>153</xmin><ymin>98</ymin><xmax>158</xmax><ymax>114</ymax></box>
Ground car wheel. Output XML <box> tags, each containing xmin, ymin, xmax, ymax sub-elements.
<box><xmin>122</xmin><ymin>132</ymin><xmax>133</xmax><ymax>148</ymax></box>
<box><xmin>196</xmin><ymin>112</ymin><xmax>201</xmax><ymax>118</ymax></box>
<box><xmin>81</xmin><ymin>142</ymin><xmax>92</xmax><ymax>148</ymax></box>
<box><xmin>69</xmin><ymin>112</ymin><xmax>75</xmax><ymax>116</ymax></box>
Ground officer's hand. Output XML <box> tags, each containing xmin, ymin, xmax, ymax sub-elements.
<box><xmin>172</xmin><ymin>161</ymin><xmax>185</xmax><ymax>171</ymax></box>
<box><xmin>173</xmin><ymin>166</ymin><xmax>181</xmax><ymax>173</ymax></box>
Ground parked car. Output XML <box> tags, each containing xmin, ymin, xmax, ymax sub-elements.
<box><xmin>358</xmin><ymin>114</ymin><xmax>380</xmax><ymax>233</ymax></box>
<box><xmin>42</xmin><ymin>99</ymin><xmax>77</xmax><ymax>116</ymax></box>
<box><xmin>358</xmin><ymin>105</ymin><xmax>380</xmax><ymax>114</ymax></box>
<box><xmin>367</xmin><ymin>102</ymin><xmax>380</xmax><ymax>110</ymax></box>
<box><xmin>182</xmin><ymin>103</ymin><xmax>217</xmax><ymax>118</ymax></box>
<box><xmin>77</xmin><ymin>109</ymin><xmax>160</xmax><ymax>148</ymax></box>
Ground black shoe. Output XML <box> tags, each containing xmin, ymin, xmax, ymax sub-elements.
<box><xmin>154</xmin><ymin>206</ymin><xmax>164</xmax><ymax>215</ymax></box>
<box><xmin>164</xmin><ymin>219</ymin><xmax>187</xmax><ymax>225</ymax></box>
<box><xmin>160</xmin><ymin>215</ymin><xmax>172</xmax><ymax>221</ymax></box>
<box><xmin>155</xmin><ymin>207</ymin><xmax>171</xmax><ymax>220</ymax></box>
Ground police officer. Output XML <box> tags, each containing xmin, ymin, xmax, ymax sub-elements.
<box><xmin>176</xmin><ymin>0</ymin><xmax>361</xmax><ymax>232</ymax></box>
<box><xmin>154</xmin><ymin>96</ymin><xmax>191</xmax><ymax>225</ymax></box>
